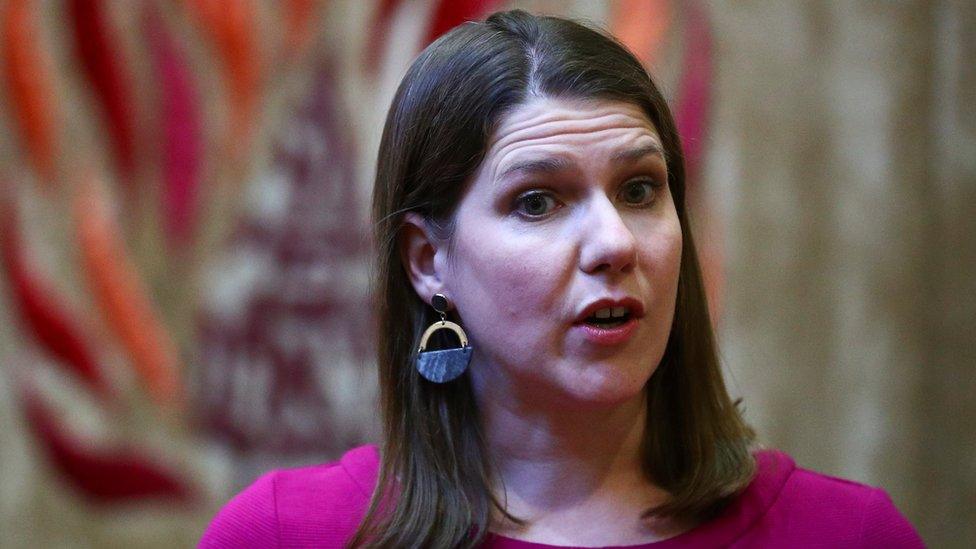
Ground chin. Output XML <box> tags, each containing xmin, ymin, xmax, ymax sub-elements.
<box><xmin>558</xmin><ymin>363</ymin><xmax>655</xmax><ymax>408</ymax></box>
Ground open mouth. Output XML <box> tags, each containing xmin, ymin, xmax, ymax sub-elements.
<box><xmin>581</xmin><ymin>307</ymin><xmax>632</xmax><ymax>329</ymax></box>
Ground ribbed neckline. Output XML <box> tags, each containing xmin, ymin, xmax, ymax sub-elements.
<box><xmin>482</xmin><ymin>450</ymin><xmax>795</xmax><ymax>548</ymax></box>
<box><xmin>340</xmin><ymin>447</ymin><xmax>795</xmax><ymax>549</ymax></box>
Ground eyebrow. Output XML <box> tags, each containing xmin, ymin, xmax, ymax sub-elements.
<box><xmin>499</xmin><ymin>157</ymin><xmax>573</xmax><ymax>180</ymax></box>
<box><xmin>610</xmin><ymin>143</ymin><xmax>665</xmax><ymax>163</ymax></box>
<box><xmin>498</xmin><ymin>144</ymin><xmax>665</xmax><ymax>180</ymax></box>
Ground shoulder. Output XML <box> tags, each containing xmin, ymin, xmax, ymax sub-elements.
<box><xmin>739</xmin><ymin>449</ymin><xmax>924</xmax><ymax>547</ymax></box>
<box><xmin>198</xmin><ymin>469</ymin><xmax>280</xmax><ymax>548</ymax></box>
<box><xmin>199</xmin><ymin>445</ymin><xmax>380</xmax><ymax>548</ymax></box>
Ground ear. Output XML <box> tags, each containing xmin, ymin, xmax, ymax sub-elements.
<box><xmin>399</xmin><ymin>212</ymin><xmax>448</xmax><ymax>306</ymax></box>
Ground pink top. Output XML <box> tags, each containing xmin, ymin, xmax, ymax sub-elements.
<box><xmin>199</xmin><ymin>446</ymin><xmax>924</xmax><ymax>548</ymax></box>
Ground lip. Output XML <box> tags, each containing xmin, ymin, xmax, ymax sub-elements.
<box><xmin>573</xmin><ymin>297</ymin><xmax>646</xmax><ymax>324</ymax></box>
<box><xmin>571</xmin><ymin>317</ymin><xmax>639</xmax><ymax>346</ymax></box>
<box><xmin>570</xmin><ymin>296</ymin><xmax>645</xmax><ymax>347</ymax></box>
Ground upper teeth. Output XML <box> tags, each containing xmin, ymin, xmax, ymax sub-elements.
<box><xmin>593</xmin><ymin>307</ymin><xmax>628</xmax><ymax>319</ymax></box>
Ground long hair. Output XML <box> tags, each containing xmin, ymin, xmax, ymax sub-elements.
<box><xmin>353</xmin><ymin>10</ymin><xmax>755</xmax><ymax>548</ymax></box>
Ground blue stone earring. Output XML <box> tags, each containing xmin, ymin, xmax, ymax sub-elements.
<box><xmin>415</xmin><ymin>293</ymin><xmax>472</xmax><ymax>383</ymax></box>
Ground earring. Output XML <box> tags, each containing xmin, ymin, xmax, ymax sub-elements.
<box><xmin>414</xmin><ymin>293</ymin><xmax>472</xmax><ymax>383</ymax></box>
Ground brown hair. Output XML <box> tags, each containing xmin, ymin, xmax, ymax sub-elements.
<box><xmin>353</xmin><ymin>9</ymin><xmax>755</xmax><ymax>548</ymax></box>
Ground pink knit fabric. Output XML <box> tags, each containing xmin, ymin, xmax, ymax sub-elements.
<box><xmin>199</xmin><ymin>446</ymin><xmax>924</xmax><ymax>548</ymax></box>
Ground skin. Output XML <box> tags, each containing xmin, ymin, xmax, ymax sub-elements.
<box><xmin>401</xmin><ymin>96</ymin><xmax>685</xmax><ymax>545</ymax></box>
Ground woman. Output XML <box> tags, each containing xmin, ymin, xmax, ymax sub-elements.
<box><xmin>201</xmin><ymin>10</ymin><xmax>923</xmax><ymax>548</ymax></box>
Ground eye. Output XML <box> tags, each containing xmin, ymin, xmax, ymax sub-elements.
<box><xmin>514</xmin><ymin>191</ymin><xmax>561</xmax><ymax>219</ymax></box>
<box><xmin>618</xmin><ymin>178</ymin><xmax>659</xmax><ymax>207</ymax></box>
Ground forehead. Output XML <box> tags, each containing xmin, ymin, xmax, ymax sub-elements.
<box><xmin>482</xmin><ymin>97</ymin><xmax>663</xmax><ymax>175</ymax></box>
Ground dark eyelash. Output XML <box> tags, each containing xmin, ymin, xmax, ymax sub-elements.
<box><xmin>619</xmin><ymin>178</ymin><xmax>662</xmax><ymax>205</ymax></box>
<box><xmin>512</xmin><ymin>177</ymin><xmax>663</xmax><ymax>220</ymax></box>
<box><xmin>628</xmin><ymin>177</ymin><xmax>663</xmax><ymax>188</ymax></box>
<box><xmin>513</xmin><ymin>190</ymin><xmax>559</xmax><ymax>219</ymax></box>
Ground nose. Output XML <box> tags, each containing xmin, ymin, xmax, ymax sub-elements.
<box><xmin>578</xmin><ymin>195</ymin><xmax>638</xmax><ymax>275</ymax></box>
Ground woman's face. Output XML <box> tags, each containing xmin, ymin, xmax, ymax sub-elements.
<box><xmin>440</xmin><ymin>96</ymin><xmax>682</xmax><ymax>408</ymax></box>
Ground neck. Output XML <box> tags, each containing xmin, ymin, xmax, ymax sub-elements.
<box><xmin>472</xmin><ymin>369</ymin><xmax>680</xmax><ymax>544</ymax></box>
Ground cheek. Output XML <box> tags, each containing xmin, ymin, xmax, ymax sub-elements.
<box><xmin>660</xmin><ymin>223</ymin><xmax>683</xmax><ymax>285</ymax></box>
<box><xmin>638</xmin><ymin>216</ymin><xmax>683</xmax><ymax>310</ymax></box>
<box><xmin>448</xmin><ymin>221</ymin><xmax>571</xmax><ymax>344</ymax></box>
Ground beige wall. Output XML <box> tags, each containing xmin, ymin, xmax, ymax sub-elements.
<box><xmin>708</xmin><ymin>3</ymin><xmax>975</xmax><ymax>546</ymax></box>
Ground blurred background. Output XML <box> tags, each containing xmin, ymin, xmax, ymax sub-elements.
<box><xmin>0</xmin><ymin>0</ymin><xmax>972</xmax><ymax>546</ymax></box>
